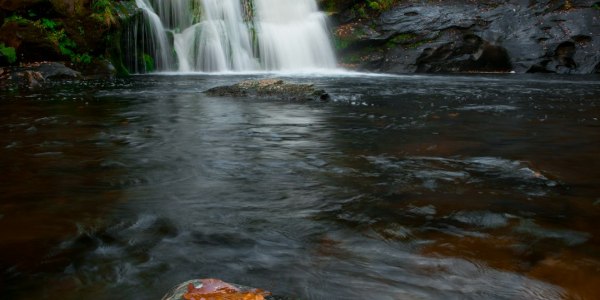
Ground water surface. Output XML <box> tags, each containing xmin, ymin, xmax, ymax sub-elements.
<box><xmin>1</xmin><ymin>74</ymin><xmax>599</xmax><ymax>299</ymax></box>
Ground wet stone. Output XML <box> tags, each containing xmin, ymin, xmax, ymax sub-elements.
<box><xmin>205</xmin><ymin>79</ymin><xmax>330</xmax><ymax>101</ymax></box>
<box><xmin>162</xmin><ymin>278</ymin><xmax>292</xmax><ymax>300</ymax></box>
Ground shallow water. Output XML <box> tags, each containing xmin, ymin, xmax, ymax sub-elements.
<box><xmin>1</xmin><ymin>74</ymin><xmax>599</xmax><ymax>299</ymax></box>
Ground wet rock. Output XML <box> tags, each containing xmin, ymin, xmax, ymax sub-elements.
<box><xmin>68</xmin><ymin>59</ymin><xmax>117</xmax><ymax>80</ymax></box>
<box><xmin>162</xmin><ymin>278</ymin><xmax>290</xmax><ymax>300</ymax></box>
<box><xmin>334</xmin><ymin>0</ymin><xmax>600</xmax><ymax>74</ymax></box>
<box><xmin>205</xmin><ymin>79</ymin><xmax>330</xmax><ymax>101</ymax></box>
<box><xmin>0</xmin><ymin>62</ymin><xmax>81</xmax><ymax>90</ymax></box>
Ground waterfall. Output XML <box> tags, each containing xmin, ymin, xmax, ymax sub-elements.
<box><xmin>122</xmin><ymin>0</ymin><xmax>176</xmax><ymax>73</ymax></box>
<box><xmin>123</xmin><ymin>0</ymin><xmax>337</xmax><ymax>73</ymax></box>
<box><xmin>253</xmin><ymin>0</ymin><xmax>337</xmax><ymax>71</ymax></box>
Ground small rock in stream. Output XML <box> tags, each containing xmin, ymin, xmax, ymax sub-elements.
<box><xmin>162</xmin><ymin>278</ymin><xmax>292</xmax><ymax>300</ymax></box>
<box><xmin>205</xmin><ymin>79</ymin><xmax>330</xmax><ymax>101</ymax></box>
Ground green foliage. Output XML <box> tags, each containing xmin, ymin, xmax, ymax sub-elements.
<box><xmin>92</xmin><ymin>0</ymin><xmax>117</xmax><ymax>27</ymax></box>
<box><xmin>73</xmin><ymin>53</ymin><xmax>92</xmax><ymax>64</ymax></box>
<box><xmin>593</xmin><ymin>3</ymin><xmax>600</xmax><ymax>10</ymax></box>
<box><xmin>0</xmin><ymin>43</ymin><xmax>17</xmax><ymax>64</ymax></box>
<box><xmin>41</xmin><ymin>18</ymin><xmax>59</xmax><ymax>30</ymax></box>
<box><xmin>143</xmin><ymin>53</ymin><xmax>155</xmax><ymax>72</ymax></box>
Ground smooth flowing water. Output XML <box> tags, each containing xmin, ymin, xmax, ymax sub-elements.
<box><xmin>1</xmin><ymin>74</ymin><xmax>599</xmax><ymax>299</ymax></box>
<box><xmin>126</xmin><ymin>0</ymin><xmax>336</xmax><ymax>72</ymax></box>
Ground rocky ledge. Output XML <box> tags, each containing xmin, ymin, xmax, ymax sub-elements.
<box><xmin>0</xmin><ymin>60</ymin><xmax>116</xmax><ymax>90</ymax></box>
<box><xmin>205</xmin><ymin>79</ymin><xmax>330</xmax><ymax>101</ymax></box>
<box><xmin>333</xmin><ymin>0</ymin><xmax>600</xmax><ymax>74</ymax></box>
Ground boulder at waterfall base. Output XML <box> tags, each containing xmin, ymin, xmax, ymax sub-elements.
<box><xmin>205</xmin><ymin>79</ymin><xmax>330</xmax><ymax>101</ymax></box>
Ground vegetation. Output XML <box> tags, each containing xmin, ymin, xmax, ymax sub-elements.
<box><xmin>143</xmin><ymin>53</ymin><xmax>155</xmax><ymax>72</ymax></box>
<box><xmin>92</xmin><ymin>0</ymin><xmax>118</xmax><ymax>27</ymax></box>
<box><xmin>0</xmin><ymin>43</ymin><xmax>17</xmax><ymax>64</ymax></box>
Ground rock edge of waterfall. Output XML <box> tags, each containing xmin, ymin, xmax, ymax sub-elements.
<box><xmin>205</xmin><ymin>79</ymin><xmax>331</xmax><ymax>101</ymax></box>
<box><xmin>327</xmin><ymin>0</ymin><xmax>600</xmax><ymax>74</ymax></box>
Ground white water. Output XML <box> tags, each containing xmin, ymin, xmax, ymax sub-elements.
<box><xmin>254</xmin><ymin>0</ymin><xmax>337</xmax><ymax>71</ymax></box>
<box><xmin>127</xmin><ymin>0</ymin><xmax>337</xmax><ymax>73</ymax></box>
<box><xmin>129</xmin><ymin>0</ymin><xmax>174</xmax><ymax>72</ymax></box>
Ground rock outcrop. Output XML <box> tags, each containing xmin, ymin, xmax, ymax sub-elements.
<box><xmin>205</xmin><ymin>79</ymin><xmax>331</xmax><ymax>101</ymax></box>
<box><xmin>331</xmin><ymin>0</ymin><xmax>600</xmax><ymax>74</ymax></box>
<box><xmin>0</xmin><ymin>61</ymin><xmax>81</xmax><ymax>90</ymax></box>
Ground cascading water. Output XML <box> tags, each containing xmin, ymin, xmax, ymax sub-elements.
<box><xmin>253</xmin><ymin>0</ymin><xmax>337</xmax><ymax>70</ymax></box>
<box><xmin>123</xmin><ymin>0</ymin><xmax>337</xmax><ymax>73</ymax></box>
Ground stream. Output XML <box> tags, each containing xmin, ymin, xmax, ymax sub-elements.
<box><xmin>1</xmin><ymin>73</ymin><xmax>599</xmax><ymax>299</ymax></box>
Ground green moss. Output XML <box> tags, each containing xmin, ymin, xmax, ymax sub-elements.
<box><xmin>6</xmin><ymin>15</ymin><xmax>30</xmax><ymax>25</ymax></box>
<box><xmin>334</xmin><ymin>36</ymin><xmax>351</xmax><ymax>50</ymax></box>
<box><xmin>391</xmin><ymin>33</ymin><xmax>418</xmax><ymax>43</ymax></box>
<box><xmin>0</xmin><ymin>43</ymin><xmax>17</xmax><ymax>64</ymax></box>
<box><xmin>41</xmin><ymin>18</ymin><xmax>59</xmax><ymax>30</ymax></box>
<box><xmin>143</xmin><ymin>53</ymin><xmax>155</xmax><ymax>72</ymax></box>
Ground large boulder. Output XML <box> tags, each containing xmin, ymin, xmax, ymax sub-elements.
<box><xmin>0</xmin><ymin>62</ymin><xmax>81</xmax><ymax>90</ymax></box>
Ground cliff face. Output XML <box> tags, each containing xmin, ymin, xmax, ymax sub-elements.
<box><xmin>327</xmin><ymin>0</ymin><xmax>600</xmax><ymax>74</ymax></box>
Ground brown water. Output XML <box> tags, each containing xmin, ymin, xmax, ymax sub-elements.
<box><xmin>1</xmin><ymin>74</ymin><xmax>599</xmax><ymax>299</ymax></box>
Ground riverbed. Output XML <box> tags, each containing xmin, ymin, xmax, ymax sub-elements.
<box><xmin>1</xmin><ymin>73</ymin><xmax>599</xmax><ymax>299</ymax></box>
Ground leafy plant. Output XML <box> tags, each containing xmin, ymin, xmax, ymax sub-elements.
<box><xmin>73</xmin><ymin>53</ymin><xmax>92</xmax><ymax>64</ymax></box>
<box><xmin>92</xmin><ymin>0</ymin><xmax>117</xmax><ymax>27</ymax></box>
<box><xmin>41</xmin><ymin>18</ymin><xmax>59</xmax><ymax>30</ymax></box>
<box><xmin>0</xmin><ymin>43</ymin><xmax>17</xmax><ymax>64</ymax></box>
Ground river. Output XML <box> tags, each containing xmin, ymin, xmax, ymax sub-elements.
<box><xmin>1</xmin><ymin>73</ymin><xmax>599</xmax><ymax>299</ymax></box>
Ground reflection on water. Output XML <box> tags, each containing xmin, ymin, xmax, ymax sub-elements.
<box><xmin>1</xmin><ymin>74</ymin><xmax>599</xmax><ymax>299</ymax></box>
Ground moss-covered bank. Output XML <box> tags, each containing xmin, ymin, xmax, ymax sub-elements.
<box><xmin>0</xmin><ymin>0</ymin><xmax>135</xmax><ymax>76</ymax></box>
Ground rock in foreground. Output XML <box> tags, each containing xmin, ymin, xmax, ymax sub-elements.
<box><xmin>162</xmin><ymin>278</ymin><xmax>290</xmax><ymax>300</ymax></box>
<box><xmin>205</xmin><ymin>79</ymin><xmax>330</xmax><ymax>101</ymax></box>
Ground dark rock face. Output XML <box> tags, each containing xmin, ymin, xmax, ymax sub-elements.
<box><xmin>205</xmin><ymin>79</ymin><xmax>330</xmax><ymax>101</ymax></box>
<box><xmin>335</xmin><ymin>0</ymin><xmax>600</xmax><ymax>74</ymax></box>
<box><xmin>0</xmin><ymin>0</ymin><xmax>45</xmax><ymax>12</ymax></box>
<box><xmin>0</xmin><ymin>20</ymin><xmax>65</xmax><ymax>62</ymax></box>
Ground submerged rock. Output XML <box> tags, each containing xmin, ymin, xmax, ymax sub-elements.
<box><xmin>205</xmin><ymin>79</ymin><xmax>330</xmax><ymax>101</ymax></box>
<box><xmin>162</xmin><ymin>278</ymin><xmax>291</xmax><ymax>300</ymax></box>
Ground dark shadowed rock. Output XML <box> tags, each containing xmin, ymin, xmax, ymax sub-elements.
<box><xmin>205</xmin><ymin>79</ymin><xmax>330</xmax><ymax>101</ymax></box>
<box><xmin>0</xmin><ymin>62</ymin><xmax>81</xmax><ymax>90</ymax></box>
<box><xmin>0</xmin><ymin>20</ymin><xmax>64</xmax><ymax>63</ymax></box>
<box><xmin>0</xmin><ymin>0</ymin><xmax>45</xmax><ymax>11</ymax></box>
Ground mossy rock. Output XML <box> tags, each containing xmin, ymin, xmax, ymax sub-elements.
<box><xmin>205</xmin><ymin>79</ymin><xmax>330</xmax><ymax>101</ymax></box>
